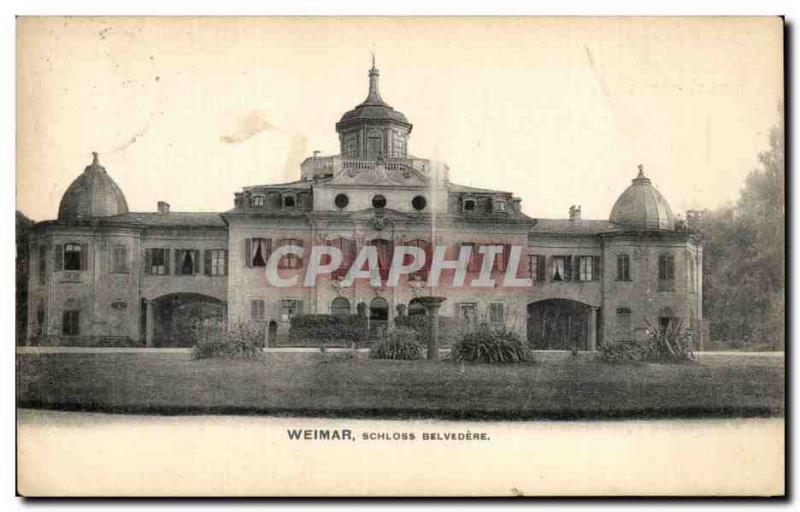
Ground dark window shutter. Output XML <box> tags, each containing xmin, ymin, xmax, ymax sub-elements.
<box><xmin>80</xmin><ymin>243</ymin><xmax>88</xmax><ymax>270</ymax></box>
<box><xmin>617</xmin><ymin>254</ymin><xmax>623</xmax><ymax>279</ymax></box>
<box><xmin>593</xmin><ymin>256</ymin><xmax>601</xmax><ymax>281</ymax></box>
<box><xmin>174</xmin><ymin>250</ymin><xmax>181</xmax><ymax>276</ymax></box>
<box><xmin>204</xmin><ymin>250</ymin><xmax>212</xmax><ymax>276</ymax></box>
<box><xmin>244</xmin><ymin>238</ymin><xmax>252</xmax><ymax>268</ymax></box>
<box><xmin>194</xmin><ymin>250</ymin><xmax>200</xmax><ymax>275</ymax></box>
<box><xmin>54</xmin><ymin>244</ymin><xmax>63</xmax><ymax>271</ymax></box>
<box><xmin>144</xmin><ymin>249</ymin><xmax>152</xmax><ymax>275</ymax></box>
<box><xmin>223</xmin><ymin>250</ymin><xmax>229</xmax><ymax>276</ymax></box>
<box><xmin>537</xmin><ymin>255</ymin><xmax>546</xmax><ymax>282</ymax></box>
<box><xmin>164</xmin><ymin>249</ymin><xmax>170</xmax><ymax>275</ymax></box>
<box><xmin>564</xmin><ymin>256</ymin><xmax>572</xmax><ymax>282</ymax></box>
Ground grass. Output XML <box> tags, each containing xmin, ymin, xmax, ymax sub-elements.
<box><xmin>16</xmin><ymin>352</ymin><xmax>784</xmax><ymax>420</ymax></box>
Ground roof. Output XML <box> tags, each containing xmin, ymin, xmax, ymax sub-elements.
<box><xmin>449</xmin><ymin>182</ymin><xmax>511</xmax><ymax>195</ymax></box>
<box><xmin>529</xmin><ymin>219</ymin><xmax>621</xmax><ymax>235</ymax></box>
<box><xmin>609</xmin><ymin>167</ymin><xmax>675</xmax><ymax>231</ymax></box>
<box><xmin>58</xmin><ymin>153</ymin><xmax>129</xmax><ymax>220</ymax></box>
<box><xmin>103</xmin><ymin>212</ymin><xmax>227</xmax><ymax>228</ymax></box>
<box><xmin>243</xmin><ymin>180</ymin><xmax>314</xmax><ymax>191</ymax></box>
<box><xmin>336</xmin><ymin>64</ymin><xmax>411</xmax><ymax>128</ymax></box>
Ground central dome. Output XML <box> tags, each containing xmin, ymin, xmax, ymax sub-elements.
<box><xmin>58</xmin><ymin>153</ymin><xmax>129</xmax><ymax>220</ymax></box>
<box><xmin>609</xmin><ymin>165</ymin><xmax>675</xmax><ymax>231</ymax></box>
<box><xmin>336</xmin><ymin>59</ymin><xmax>411</xmax><ymax>129</ymax></box>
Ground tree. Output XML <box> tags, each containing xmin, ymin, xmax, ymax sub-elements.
<box><xmin>696</xmin><ymin>108</ymin><xmax>784</xmax><ymax>348</ymax></box>
<box><xmin>16</xmin><ymin>210</ymin><xmax>34</xmax><ymax>345</ymax></box>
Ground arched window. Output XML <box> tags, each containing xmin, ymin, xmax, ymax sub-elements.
<box><xmin>403</xmin><ymin>239</ymin><xmax>431</xmax><ymax>281</ymax></box>
<box><xmin>327</xmin><ymin>237</ymin><xmax>356</xmax><ymax>279</ymax></box>
<box><xmin>615</xmin><ymin>307</ymin><xmax>632</xmax><ymax>342</ymax></box>
<box><xmin>251</xmin><ymin>195</ymin><xmax>265</xmax><ymax>207</ymax></box>
<box><xmin>63</xmin><ymin>243</ymin><xmax>84</xmax><ymax>271</ymax></box>
<box><xmin>330</xmin><ymin>297</ymin><xmax>351</xmax><ymax>318</ymax></box>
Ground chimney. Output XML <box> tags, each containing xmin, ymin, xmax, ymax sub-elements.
<box><xmin>313</xmin><ymin>150</ymin><xmax>321</xmax><ymax>159</ymax></box>
<box><xmin>157</xmin><ymin>201</ymin><xmax>170</xmax><ymax>214</ymax></box>
<box><xmin>569</xmin><ymin>205</ymin><xmax>581</xmax><ymax>221</ymax></box>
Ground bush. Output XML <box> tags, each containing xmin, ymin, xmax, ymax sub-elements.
<box><xmin>192</xmin><ymin>320</ymin><xmax>263</xmax><ymax>360</ymax></box>
<box><xmin>601</xmin><ymin>319</ymin><xmax>695</xmax><ymax>363</ymax></box>
<box><xmin>450</xmin><ymin>326</ymin><xmax>532</xmax><ymax>364</ymax></box>
<box><xmin>369</xmin><ymin>327</ymin><xmax>425</xmax><ymax>360</ymax></box>
<box><xmin>289</xmin><ymin>314</ymin><xmax>366</xmax><ymax>347</ymax></box>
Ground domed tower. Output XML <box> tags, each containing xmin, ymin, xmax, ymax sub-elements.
<box><xmin>58</xmin><ymin>152</ymin><xmax>129</xmax><ymax>220</ymax></box>
<box><xmin>335</xmin><ymin>55</ymin><xmax>412</xmax><ymax>159</ymax></box>
<box><xmin>609</xmin><ymin>165</ymin><xmax>675</xmax><ymax>231</ymax></box>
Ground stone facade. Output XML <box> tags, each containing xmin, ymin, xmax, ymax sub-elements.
<box><xmin>26</xmin><ymin>62</ymin><xmax>703</xmax><ymax>350</ymax></box>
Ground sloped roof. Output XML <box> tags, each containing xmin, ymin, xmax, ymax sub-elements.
<box><xmin>58</xmin><ymin>153</ymin><xmax>129</xmax><ymax>220</ymax></box>
<box><xmin>449</xmin><ymin>182</ymin><xmax>511</xmax><ymax>195</ymax></box>
<box><xmin>529</xmin><ymin>219</ymin><xmax>621</xmax><ymax>235</ymax></box>
<box><xmin>103</xmin><ymin>212</ymin><xmax>226</xmax><ymax>228</ymax></box>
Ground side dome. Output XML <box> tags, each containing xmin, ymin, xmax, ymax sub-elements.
<box><xmin>58</xmin><ymin>152</ymin><xmax>129</xmax><ymax>220</ymax></box>
<box><xmin>609</xmin><ymin>165</ymin><xmax>675</xmax><ymax>231</ymax></box>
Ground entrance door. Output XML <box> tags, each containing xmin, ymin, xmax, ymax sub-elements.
<box><xmin>369</xmin><ymin>297</ymin><xmax>389</xmax><ymax>339</ymax></box>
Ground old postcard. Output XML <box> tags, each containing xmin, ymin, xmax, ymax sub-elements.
<box><xmin>15</xmin><ymin>16</ymin><xmax>785</xmax><ymax>497</ymax></box>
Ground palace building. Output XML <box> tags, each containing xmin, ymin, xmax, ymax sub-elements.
<box><xmin>26</xmin><ymin>61</ymin><xmax>703</xmax><ymax>350</ymax></box>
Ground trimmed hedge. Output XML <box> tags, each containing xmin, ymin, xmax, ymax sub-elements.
<box><xmin>288</xmin><ymin>314</ymin><xmax>367</xmax><ymax>346</ymax></box>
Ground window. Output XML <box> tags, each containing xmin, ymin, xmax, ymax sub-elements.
<box><xmin>63</xmin><ymin>243</ymin><xmax>83</xmax><ymax>271</ymax></box>
<box><xmin>658</xmin><ymin>253</ymin><xmax>675</xmax><ymax>291</ymax></box>
<box><xmin>552</xmin><ymin>256</ymin><xmax>572</xmax><ymax>281</ymax></box>
<box><xmin>344</xmin><ymin>135</ymin><xmax>358</xmax><ymax>158</ymax></box>
<box><xmin>616</xmin><ymin>307</ymin><xmax>632</xmax><ymax>342</ymax></box>
<box><xmin>62</xmin><ymin>309</ymin><xmax>80</xmax><ymax>336</ymax></box>
<box><xmin>367</xmin><ymin>131</ymin><xmax>383</xmax><ymax>158</ymax></box>
<box><xmin>35</xmin><ymin>301</ymin><xmax>45</xmax><ymax>337</ymax></box>
<box><xmin>175</xmin><ymin>249</ymin><xmax>199</xmax><ymax>276</ymax></box>
<box><xmin>330</xmin><ymin>297</ymin><xmax>351</xmax><ymax>318</ymax></box>
<box><xmin>493</xmin><ymin>200</ymin><xmax>506</xmax><ymax>212</ymax></box>
<box><xmin>251</xmin><ymin>299</ymin><xmax>265</xmax><ymax>321</ymax></box>
<box><xmin>146</xmin><ymin>248</ymin><xmax>169</xmax><ymax>275</ymax></box>
<box><xmin>334</xmin><ymin>193</ymin><xmax>349</xmax><ymax>209</ymax></box>
<box><xmin>577</xmin><ymin>256</ymin><xmax>601</xmax><ymax>282</ymax></box>
<box><xmin>527</xmin><ymin>254</ymin><xmax>546</xmax><ymax>282</ymax></box>
<box><xmin>369</xmin><ymin>239</ymin><xmax>394</xmax><ymax>280</ymax></box>
<box><xmin>205</xmin><ymin>249</ymin><xmax>227</xmax><ymax>276</ymax></box>
<box><xmin>281</xmin><ymin>299</ymin><xmax>303</xmax><ymax>322</ymax></box>
<box><xmin>111</xmin><ymin>245</ymin><xmax>129</xmax><ymax>273</ymax></box>
<box><xmin>328</xmin><ymin>238</ymin><xmax>356</xmax><ymax>279</ymax></box>
<box><xmin>617</xmin><ymin>253</ymin><xmax>631</xmax><ymax>281</ymax></box>
<box><xmin>461</xmin><ymin>243</ymin><xmax>480</xmax><ymax>272</ymax></box>
<box><xmin>247</xmin><ymin>238</ymin><xmax>271</xmax><ymax>268</ymax></box>
<box><xmin>412</xmin><ymin>195</ymin><xmax>427</xmax><ymax>211</ymax></box>
<box><xmin>372</xmin><ymin>195</ymin><xmax>387</xmax><ymax>209</ymax></box>
<box><xmin>489</xmin><ymin>303</ymin><xmax>505</xmax><ymax>326</ymax></box>
<box><xmin>404</xmin><ymin>239</ymin><xmax>431</xmax><ymax>280</ymax></box>
<box><xmin>658</xmin><ymin>307</ymin><xmax>675</xmax><ymax>331</ymax></box>
<box><xmin>251</xmin><ymin>195</ymin><xmax>265</xmax><ymax>207</ymax></box>
<box><xmin>38</xmin><ymin>245</ymin><xmax>46</xmax><ymax>284</ymax></box>
<box><xmin>278</xmin><ymin>239</ymin><xmax>303</xmax><ymax>269</ymax></box>
<box><xmin>463</xmin><ymin>198</ymin><xmax>476</xmax><ymax>212</ymax></box>
<box><xmin>283</xmin><ymin>195</ymin><xmax>296</xmax><ymax>208</ymax></box>
<box><xmin>458</xmin><ymin>302</ymin><xmax>478</xmax><ymax>326</ymax></box>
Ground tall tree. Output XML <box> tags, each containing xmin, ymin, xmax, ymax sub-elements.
<box><xmin>16</xmin><ymin>210</ymin><xmax>34</xmax><ymax>345</ymax></box>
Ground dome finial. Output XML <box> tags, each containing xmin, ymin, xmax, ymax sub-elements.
<box><xmin>92</xmin><ymin>151</ymin><xmax>99</xmax><ymax>166</ymax></box>
<box><xmin>637</xmin><ymin>163</ymin><xmax>644</xmax><ymax>178</ymax></box>
<box><xmin>371</xmin><ymin>50</ymin><xmax>376</xmax><ymax>71</ymax></box>
<box><xmin>364</xmin><ymin>50</ymin><xmax>383</xmax><ymax>105</ymax></box>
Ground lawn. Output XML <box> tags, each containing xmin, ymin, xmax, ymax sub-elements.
<box><xmin>16</xmin><ymin>351</ymin><xmax>784</xmax><ymax>420</ymax></box>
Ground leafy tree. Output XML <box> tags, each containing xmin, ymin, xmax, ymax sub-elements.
<box><xmin>16</xmin><ymin>211</ymin><xmax>34</xmax><ymax>345</ymax></box>
<box><xmin>696</xmin><ymin>109</ymin><xmax>784</xmax><ymax>348</ymax></box>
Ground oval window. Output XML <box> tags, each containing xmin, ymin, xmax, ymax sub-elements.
<box><xmin>334</xmin><ymin>193</ymin><xmax>349</xmax><ymax>209</ymax></box>
<box><xmin>372</xmin><ymin>195</ymin><xmax>387</xmax><ymax>209</ymax></box>
<box><xmin>412</xmin><ymin>195</ymin><xmax>427</xmax><ymax>211</ymax></box>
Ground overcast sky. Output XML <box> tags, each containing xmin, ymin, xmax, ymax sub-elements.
<box><xmin>17</xmin><ymin>17</ymin><xmax>783</xmax><ymax>222</ymax></box>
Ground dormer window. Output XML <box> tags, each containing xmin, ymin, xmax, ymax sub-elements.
<box><xmin>463</xmin><ymin>197</ymin><xmax>476</xmax><ymax>212</ymax></box>
<box><xmin>284</xmin><ymin>195</ymin><xmax>296</xmax><ymax>208</ymax></box>
<box><xmin>251</xmin><ymin>195</ymin><xmax>265</xmax><ymax>207</ymax></box>
<box><xmin>493</xmin><ymin>199</ymin><xmax>507</xmax><ymax>212</ymax></box>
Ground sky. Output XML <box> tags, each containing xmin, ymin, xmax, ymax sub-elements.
<box><xmin>16</xmin><ymin>17</ymin><xmax>783</xmax><ymax>222</ymax></box>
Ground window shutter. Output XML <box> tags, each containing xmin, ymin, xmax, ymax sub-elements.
<box><xmin>164</xmin><ymin>249</ymin><xmax>170</xmax><ymax>275</ymax></box>
<box><xmin>244</xmin><ymin>238</ymin><xmax>252</xmax><ymax>268</ymax></box>
<box><xmin>204</xmin><ymin>250</ymin><xmax>212</xmax><ymax>276</ymax></box>
<box><xmin>223</xmin><ymin>250</ymin><xmax>229</xmax><ymax>276</ymax></box>
<box><xmin>54</xmin><ymin>244</ymin><xmax>63</xmax><ymax>271</ymax></box>
<box><xmin>144</xmin><ymin>249</ymin><xmax>152</xmax><ymax>275</ymax></box>
<box><xmin>174</xmin><ymin>250</ymin><xmax>181</xmax><ymax>276</ymax></box>
<box><xmin>564</xmin><ymin>256</ymin><xmax>573</xmax><ymax>282</ymax></box>
<box><xmin>537</xmin><ymin>255</ymin><xmax>546</xmax><ymax>282</ymax></box>
<box><xmin>593</xmin><ymin>256</ymin><xmax>601</xmax><ymax>281</ymax></box>
<box><xmin>297</xmin><ymin>239</ymin><xmax>305</xmax><ymax>267</ymax></box>
<box><xmin>194</xmin><ymin>250</ymin><xmax>200</xmax><ymax>275</ymax></box>
<box><xmin>80</xmin><ymin>243</ymin><xmax>88</xmax><ymax>270</ymax></box>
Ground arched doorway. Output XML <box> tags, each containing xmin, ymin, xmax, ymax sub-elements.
<box><xmin>527</xmin><ymin>299</ymin><xmax>592</xmax><ymax>350</ymax></box>
<box><xmin>369</xmin><ymin>297</ymin><xmax>389</xmax><ymax>339</ymax></box>
<box><xmin>330</xmin><ymin>297</ymin><xmax>351</xmax><ymax>318</ymax></box>
<box><xmin>150</xmin><ymin>293</ymin><xmax>225</xmax><ymax>347</ymax></box>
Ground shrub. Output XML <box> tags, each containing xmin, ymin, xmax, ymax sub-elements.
<box><xmin>192</xmin><ymin>320</ymin><xmax>263</xmax><ymax>360</ymax></box>
<box><xmin>601</xmin><ymin>318</ymin><xmax>695</xmax><ymax>363</ymax></box>
<box><xmin>451</xmin><ymin>326</ymin><xmax>532</xmax><ymax>364</ymax></box>
<box><xmin>369</xmin><ymin>327</ymin><xmax>425</xmax><ymax>360</ymax></box>
<box><xmin>289</xmin><ymin>314</ymin><xmax>366</xmax><ymax>347</ymax></box>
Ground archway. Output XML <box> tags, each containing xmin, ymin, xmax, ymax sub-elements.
<box><xmin>527</xmin><ymin>299</ymin><xmax>592</xmax><ymax>350</ymax></box>
<box><xmin>150</xmin><ymin>293</ymin><xmax>225</xmax><ymax>347</ymax></box>
<box><xmin>369</xmin><ymin>297</ymin><xmax>389</xmax><ymax>339</ymax></box>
